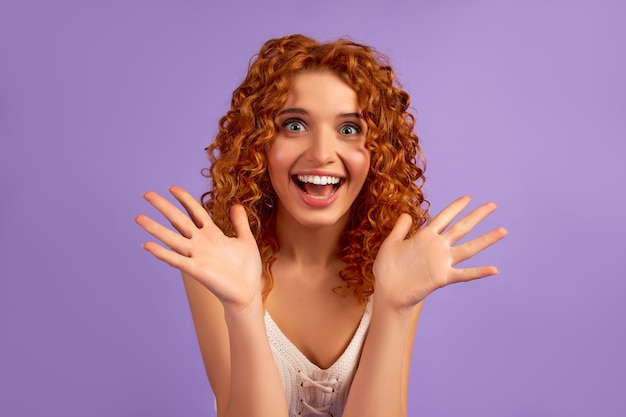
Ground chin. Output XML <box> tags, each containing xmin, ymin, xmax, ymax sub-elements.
<box><xmin>295</xmin><ymin>214</ymin><xmax>347</xmax><ymax>230</ymax></box>
<box><xmin>281</xmin><ymin>207</ymin><xmax>351</xmax><ymax>231</ymax></box>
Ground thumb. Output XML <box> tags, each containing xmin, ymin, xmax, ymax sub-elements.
<box><xmin>230</xmin><ymin>204</ymin><xmax>254</xmax><ymax>239</ymax></box>
<box><xmin>385</xmin><ymin>213</ymin><xmax>413</xmax><ymax>243</ymax></box>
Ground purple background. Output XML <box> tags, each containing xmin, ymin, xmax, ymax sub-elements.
<box><xmin>1</xmin><ymin>0</ymin><xmax>624</xmax><ymax>416</ymax></box>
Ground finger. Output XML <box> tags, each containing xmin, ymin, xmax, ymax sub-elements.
<box><xmin>385</xmin><ymin>213</ymin><xmax>413</xmax><ymax>242</ymax></box>
<box><xmin>451</xmin><ymin>226</ymin><xmax>508</xmax><ymax>265</ymax></box>
<box><xmin>135</xmin><ymin>214</ymin><xmax>192</xmax><ymax>256</ymax></box>
<box><xmin>448</xmin><ymin>265</ymin><xmax>500</xmax><ymax>284</ymax></box>
<box><xmin>143</xmin><ymin>190</ymin><xmax>198</xmax><ymax>238</ymax></box>
<box><xmin>443</xmin><ymin>202</ymin><xmax>498</xmax><ymax>245</ymax></box>
<box><xmin>429</xmin><ymin>196</ymin><xmax>472</xmax><ymax>234</ymax></box>
<box><xmin>169</xmin><ymin>186</ymin><xmax>215</xmax><ymax>230</ymax></box>
<box><xmin>230</xmin><ymin>204</ymin><xmax>254</xmax><ymax>239</ymax></box>
<box><xmin>141</xmin><ymin>241</ymin><xmax>191</xmax><ymax>271</ymax></box>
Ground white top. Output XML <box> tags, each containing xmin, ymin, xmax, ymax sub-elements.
<box><xmin>264</xmin><ymin>299</ymin><xmax>372</xmax><ymax>417</ymax></box>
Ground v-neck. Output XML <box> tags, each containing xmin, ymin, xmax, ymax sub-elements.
<box><xmin>264</xmin><ymin>298</ymin><xmax>372</xmax><ymax>371</ymax></box>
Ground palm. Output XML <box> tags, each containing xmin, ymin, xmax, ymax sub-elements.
<box><xmin>373</xmin><ymin>196</ymin><xmax>508</xmax><ymax>310</ymax></box>
<box><xmin>136</xmin><ymin>186</ymin><xmax>263</xmax><ymax>309</ymax></box>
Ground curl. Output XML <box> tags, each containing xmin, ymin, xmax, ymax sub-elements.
<box><xmin>201</xmin><ymin>34</ymin><xmax>429</xmax><ymax>305</ymax></box>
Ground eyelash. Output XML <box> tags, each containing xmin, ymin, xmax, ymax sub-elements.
<box><xmin>339</xmin><ymin>123</ymin><xmax>362</xmax><ymax>135</ymax></box>
<box><xmin>280</xmin><ymin>119</ymin><xmax>362</xmax><ymax>135</ymax></box>
<box><xmin>282</xmin><ymin>119</ymin><xmax>306</xmax><ymax>132</ymax></box>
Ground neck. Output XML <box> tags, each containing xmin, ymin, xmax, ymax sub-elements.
<box><xmin>274</xmin><ymin>208</ymin><xmax>347</xmax><ymax>269</ymax></box>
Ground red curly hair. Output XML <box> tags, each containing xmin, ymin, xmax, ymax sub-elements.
<box><xmin>202</xmin><ymin>34</ymin><xmax>429</xmax><ymax>305</ymax></box>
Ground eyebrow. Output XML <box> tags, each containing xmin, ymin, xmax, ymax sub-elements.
<box><xmin>277</xmin><ymin>108</ymin><xmax>309</xmax><ymax>117</ymax></box>
<box><xmin>276</xmin><ymin>108</ymin><xmax>363</xmax><ymax>119</ymax></box>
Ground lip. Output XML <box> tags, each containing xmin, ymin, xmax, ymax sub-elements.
<box><xmin>291</xmin><ymin>170</ymin><xmax>345</xmax><ymax>208</ymax></box>
<box><xmin>295</xmin><ymin>181</ymin><xmax>341</xmax><ymax>208</ymax></box>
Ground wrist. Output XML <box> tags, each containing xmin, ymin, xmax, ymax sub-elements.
<box><xmin>223</xmin><ymin>294</ymin><xmax>265</xmax><ymax>325</ymax></box>
<box><xmin>370</xmin><ymin>296</ymin><xmax>415</xmax><ymax>329</ymax></box>
<box><xmin>372</xmin><ymin>285</ymin><xmax>421</xmax><ymax>319</ymax></box>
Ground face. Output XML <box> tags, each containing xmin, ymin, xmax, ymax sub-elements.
<box><xmin>267</xmin><ymin>71</ymin><xmax>371</xmax><ymax>230</ymax></box>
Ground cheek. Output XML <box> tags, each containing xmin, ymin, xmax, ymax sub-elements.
<box><xmin>266</xmin><ymin>146</ymin><xmax>282</xmax><ymax>176</ymax></box>
<box><xmin>346</xmin><ymin>147</ymin><xmax>371</xmax><ymax>181</ymax></box>
<box><xmin>267</xmin><ymin>140</ymin><xmax>305</xmax><ymax>175</ymax></box>
<box><xmin>266</xmin><ymin>145</ymin><xmax>292</xmax><ymax>191</ymax></box>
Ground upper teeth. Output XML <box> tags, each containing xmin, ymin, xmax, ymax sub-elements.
<box><xmin>297</xmin><ymin>175</ymin><xmax>341</xmax><ymax>185</ymax></box>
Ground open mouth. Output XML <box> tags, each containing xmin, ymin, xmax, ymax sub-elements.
<box><xmin>293</xmin><ymin>174</ymin><xmax>344</xmax><ymax>198</ymax></box>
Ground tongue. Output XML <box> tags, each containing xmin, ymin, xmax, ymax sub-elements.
<box><xmin>304</xmin><ymin>183</ymin><xmax>334</xmax><ymax>197</ymax></box>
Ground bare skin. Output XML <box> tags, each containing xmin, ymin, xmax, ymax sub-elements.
<box><xmin>136</xmin><ymin>189</ymin><xmax>506</xmax><ymax>417</ymax></box>
<box><xmin>136</xmin><ymin>71</ymin><xmax>508</xmax><ymax>417</ymax></box>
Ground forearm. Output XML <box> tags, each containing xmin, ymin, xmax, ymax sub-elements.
<box><xmin>342</xmin><ymin>299</ymin><xmax>415</xmax><ymax>417</ymax></box>
<box><xmin>222</xmin><ymin>300</ymin><xmax>289</xmax><ymax>417</ymax></box>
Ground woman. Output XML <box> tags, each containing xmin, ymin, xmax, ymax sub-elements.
<box><xmin>136</xmin><ymin>34</ymin><xmax>507</xmax><ymax>417</ymax></box>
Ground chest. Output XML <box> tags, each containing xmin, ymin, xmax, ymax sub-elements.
<box><xmin>265</xmin><ymin>277</ymin><xmax>364</xmax><ymax>369</ymax></box>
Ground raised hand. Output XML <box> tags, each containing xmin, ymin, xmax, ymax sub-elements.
<box><xmin>135</xmin><ymin>186</ymin><xmax>263</xmax><ymax>310</ymax></box>
<box><xmin>372</xmin><ymin>196</ymin><xmax>508</xmax><ymax>311</ymax></box>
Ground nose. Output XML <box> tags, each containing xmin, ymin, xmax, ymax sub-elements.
<box><xmin>305</xmin><ymin>127</ymin><xmax>336</xmax><ymax>165</ymax></box>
